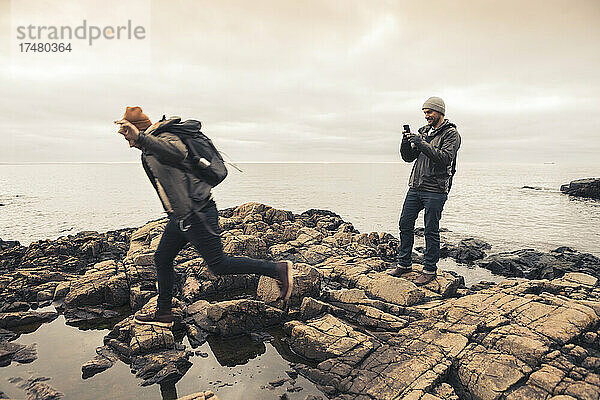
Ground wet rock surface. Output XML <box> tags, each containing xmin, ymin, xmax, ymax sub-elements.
<box><xmin>0</xmin><ymin>341</ymin><xmax>37</xmax><ymax>366</ymax></box>
<box><xmin>81</xmin><ymin>345</ymin><xmax>119</xmax><ymax>379</ymax></box>
<box><xmin>478</xmin><ymin>247</ymin><xmax>600</xmax><ymax>281</ymax></box>
<box><xmin>24</xmin><ymin>377</ymin><xmax>64</xmax><ymax>400</ymax></box>
<box><xmin>98</xmin><ymin>296</ymin><xmax>191</xmax><ymax>386</ymax></box>
<box><xmin>441</xmin><ymin>237</ymin><xmax>492</xmax><ymax>263</ymax></box>
<box><xmin>0</xmin><ymin>202</ymin><xmax>599</xmax><ymax>400</ymax></box>
<box><xmin>5</xmin><ymin>376</ymin><xmax>64</xmax><ymax>400</ymax></box>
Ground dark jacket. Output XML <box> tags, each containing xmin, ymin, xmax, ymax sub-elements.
<box><xmin>135</xmin><ymin>121</ymin><xmax>212</xmax><ymax>219</ymax></box>
<box><xmin>400</xmin><ymin>119</ymin><xmax>461</xmax><ymax>193</ymax></box>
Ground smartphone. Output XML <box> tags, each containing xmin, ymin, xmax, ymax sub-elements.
<box><xmin>403</xmin><ymin>124</ymin><xmax>411</xmax><ymax>134</ymax></box>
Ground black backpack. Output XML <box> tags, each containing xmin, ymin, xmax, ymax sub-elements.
<box><xmin>150</xmin><ymin>116</ymin><xmax>228</xmax><ymax>187</ymax></box>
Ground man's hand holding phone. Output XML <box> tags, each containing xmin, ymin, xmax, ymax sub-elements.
<box><xmin>402</xmin><ymin>124</ymin><xmax>412</xmax><ymax>142</ymax></box>
<box><xmin>402</xmin><ymin>124</ymin><xmax>423</xmax><ymax>147</ymax></box>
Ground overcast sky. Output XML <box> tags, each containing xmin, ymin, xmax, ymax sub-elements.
<box><xmin>1</xmin><ymin>0</ymin><xmax>599</xmax><ymax>163</ymax></box>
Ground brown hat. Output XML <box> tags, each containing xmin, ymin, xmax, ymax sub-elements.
<box><xmin>123</xmin><ymin>106</ymin><xmax>152</xmax><ymax>131</ymax></box>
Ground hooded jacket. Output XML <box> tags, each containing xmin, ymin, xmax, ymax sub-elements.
<box><xmin>135</xmin><ymin>119</ymin><xmax>212</xmax><ymax>220</ymax></box>
<box><xmin>399</xmin><ymin>120</ymin><xmax>461</xmax><ymax>193</ymax></box>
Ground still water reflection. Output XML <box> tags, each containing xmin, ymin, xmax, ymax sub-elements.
<box><xmin>0</xmin><ymin>313</ymin><xmax>323</xmax><ymax>400</ymax></box>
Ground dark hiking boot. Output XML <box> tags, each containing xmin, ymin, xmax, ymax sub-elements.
<box><xmin>387</xmin><ymin>265</ymin><xmax>412</xmax><ymax>277</ymax></box>
<box><xmin>414</xmin><ymin>270</ymin><xmax>437</xmax><ymax>286</ymax></box>
<box><xmin>276</xmin><ymin>260</ymin><xmax>294</xmax><ymax>305</ymax></box>
<box><xmin>134</xmin><ymin>309</ymin><xmax>175</xmax><ymax>327</ymax></box>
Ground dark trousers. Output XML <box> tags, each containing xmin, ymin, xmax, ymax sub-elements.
<box><xmin>153</xmin><ymin>201</ymin><xmax>279</xmax><ymax>311</ymax></box>
<box><xmin>397</xmin><ymin>188</ymin><xmax>447</xmax><ymax>272</ymax></box>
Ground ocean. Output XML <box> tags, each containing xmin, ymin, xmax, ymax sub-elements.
<box><xmin>1</xmin><ymin>162</ymin><xmax>599</xmax><ymax>256</ymax></box>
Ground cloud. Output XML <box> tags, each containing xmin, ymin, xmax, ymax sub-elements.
<box><xmin>1</xmin><ymin>0</ymin><xmax>599</xmax><ymax>163</ymax></box>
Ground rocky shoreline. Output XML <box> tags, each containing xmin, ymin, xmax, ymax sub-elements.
<box><xmin>1</xmin><ymin>203</ymin><xmax>599</xmax><ymax>400</ymax></box>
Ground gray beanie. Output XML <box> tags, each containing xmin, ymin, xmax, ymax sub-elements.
<box><xmin>422</xmin><ymin>96</ymin><xmax>445</xmax><ymax>115</ymax></box>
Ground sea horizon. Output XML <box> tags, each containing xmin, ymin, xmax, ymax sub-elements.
<box><xmin>1</xmin><ymin>162</ymin><xmax>598</xmax><ymax>257</ymax></box>
<box><xmin>1</xmin><ymin>160</ymin><xmax>595</xmax><ymax>166</ymax></box>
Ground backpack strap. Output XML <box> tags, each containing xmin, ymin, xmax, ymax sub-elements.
<box><xmin>448</xmin><ymin>157</ymin><xmax>457</xmax><ymax>192</ymax></box>
<box><xmin>146</xmin><ymin>117</ymin><xmax>181</xmax><ymax>136</ymax></box>
<box><xmin>445</xmin><ymin>124</ymin><xmax>458</xmax><ymax>193</ymax></box>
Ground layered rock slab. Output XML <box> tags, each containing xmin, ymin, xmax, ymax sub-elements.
<box><xmin>286</xmin><ymin>314</ymin><xmax>468</xmax><ymax>399</ymax></box>
<box><xmin>285</xmin><ymin>273</ymin><xmax>600</xmax><ymax>400</ymax></box>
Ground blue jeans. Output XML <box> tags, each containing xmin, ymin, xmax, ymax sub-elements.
<box><xmin>397</xmin><ymin>189</ymin><xmax>447</xmax><ymax>273</ymax></box>
<box><xmin>153</xmin><ymin>201</ymin><xmax>279</xmax><ymax>311</ymax></box>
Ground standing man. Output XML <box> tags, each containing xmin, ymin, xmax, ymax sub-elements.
<box><xmin>388</xmin><ymin>97</ymin><xmax>461</xmax><ymax>284</ymax></box>
<box><xmin>115</xmin><ymin>106</ymin><xmax>293</xmax><ymax>326</ymax></box>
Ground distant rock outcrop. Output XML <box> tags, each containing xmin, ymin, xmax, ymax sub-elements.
<box><xmin>561</xmin><ymin>177</ymin><xmax>600</xmax><ymax>199</ymax></box>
